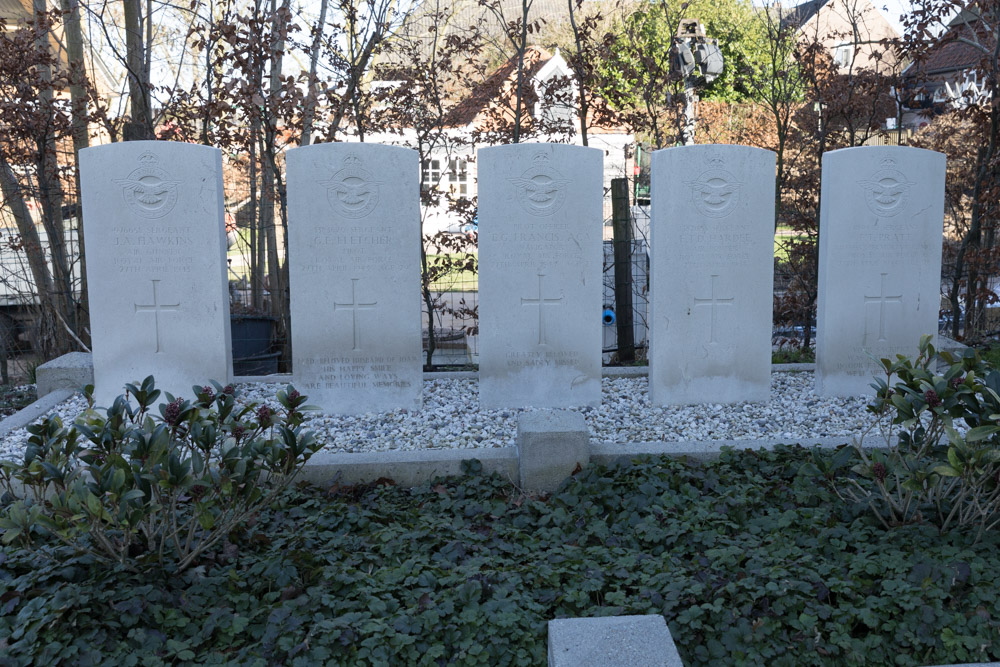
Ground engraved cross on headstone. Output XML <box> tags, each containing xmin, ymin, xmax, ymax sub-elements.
<box><xmin>864</xmin><ymin>272</ymin><xmax>903</xmax><ymax>343</ymax></box>
<box><xmin>693</xmin><ymin>274</ymin><xmax>734</xmax><ymax>344</ymax></box>
<box><xmin>134</xmin><ymin>279</ymin><xmax>180</xmax><ymax>353</ymax></box>
<box><xmin>334</xmin><ymin>278</ymin><xmax>377</xmax><ymax>351</ymax></box>
<box><xmin>521</xmin><ymin>273</ymin><xmax>563</xmax><ymax>346</ymax></box>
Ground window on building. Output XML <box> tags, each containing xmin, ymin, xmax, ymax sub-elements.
<box><xmin>421</xmin><ymin>158</ymin><xmax>442</xmax><ymax>192</ymax></box>
<box><xmin>447</xmin><ymin>158</ymin><xmax>468</xmax><ymax>196</ymax></box>
<box><xmin>833</xmin><ymin>44</ymin><xmax>854</xmax><ymax>69</ymax></box>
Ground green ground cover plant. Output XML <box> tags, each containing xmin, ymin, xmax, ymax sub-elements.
<box><xmin>771</xmin><ymin>345</ymin><xmax>815</xmax><ymax>364</ymax></box>
<box><xmin>3</xmin><ymin>448</ymin><xmax>1000</xmax><ymax>666</ymax></box>
<box><xmin>977</xmin><ymin>345</ymin><xmax>1000</xmax><ymax>370</ymax></box>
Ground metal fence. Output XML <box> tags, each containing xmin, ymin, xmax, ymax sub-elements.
<box><xmin>220</xmin><ymin>174</ymin><xmax>658</xmax><ymax>369</ymax></box>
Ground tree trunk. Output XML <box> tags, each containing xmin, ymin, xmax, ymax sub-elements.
<box><xmin>202</xmin><ymin>0</ymin><xmax>215</xmax><ymax>145</ymax></box>
<box><xmin>32</xmin><ymin>0</ymin><xmax>73</xmax><ymax>354</ymax></box>
<box><xmin>0</xmin><ymin>156</ymin><xmax>61</xmax><ymax>357</ymax></box>
<box><xmin>566</xmin><ymin>0</ymin><xmax>588</xmax><ymax>146</ymax></box>
<box><xmin>421</xmin><ymin>240</ymin><xmax>436</xmax><ymax>369</ymax></box>
<box><xmin>512</xmin><ymin>0</ymin><xmax>530</xmax><ymax>143</ymax></box>
<box><xmin>261</xmin><ymin>0</ymin><xmax>290</xmax><ymax>363</ymax></box>
<box><xmin>299</xmin><ymin>0</ymin><xmax>329</xmax><ymax>147</ymax></box>
<box><xmin>123</xmin><ymin>0</ymin><xmax>153</xmax><ymax>140</ymax></box>
<box><xmin>249</xmin><ymin>127</ymin><xmax>262</xmax><ymax>312</ymax></box>
<box><xmin>59</xmin><ymin>0</ymin><xmax>91</xmax><ymax>334</ymax></box>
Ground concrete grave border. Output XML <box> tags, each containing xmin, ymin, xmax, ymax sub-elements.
<box><xmin>5</xmin><ymin>352</ymin><xmax>885</xmax><ymax>491</ymax></box>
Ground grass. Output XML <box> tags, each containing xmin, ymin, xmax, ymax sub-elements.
<box><xmin>426</xmin><ymin>253</ymin><xmax>478</xmax><ymax>292</ymax></box>
<box><xmin>3</xmin><ymin>447</ymin><xmax>1000</xmax><ymax>665</ymax></box>
<box><xmin>225</xmin><ymin>245</ymin><xmax>477</xmax><ymax>293</ymax></box>
<box><xmin>773</xmin><ymin>234</ymin><xmax>809</xmax><ymax>263</ymax></box>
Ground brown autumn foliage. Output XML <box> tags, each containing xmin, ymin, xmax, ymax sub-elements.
<box><xmin>771</xmin><ymin>37</ymin><xmax>900</xmax><ymax>350</ymax></box>
<box><xmin>911</xmin><ymin>114</ymin><xmax>985</xmax><ymax>336</ymax></box>
<box><xmin>902</xmin><ymin>0</ymin><xmax>999</xmax><ymax>341</ymax></box>
<box><xmin>0</xmin><ymin>11</ymin><xmax>104</xmax><ymax>372</ymax></box>
<box><xmin>696</xmin><ymin>101</ymin><xmax>779</xmax><ymax>150</ymax></box>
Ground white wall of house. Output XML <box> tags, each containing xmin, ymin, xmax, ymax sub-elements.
<box><xmin>356</xmin><ymin>126</ymin><xmax>633</xmax><ymax>238</ymax></box>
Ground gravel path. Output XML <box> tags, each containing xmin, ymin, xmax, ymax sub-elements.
<box><xmin>0</xmin><ymin>373</ymin><xmax>877</xmax><ymax>462</ymax></box>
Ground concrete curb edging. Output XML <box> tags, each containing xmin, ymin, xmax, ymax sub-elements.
<box><xmin>297</xmin><ymin>446</ymin><xmax>518</xmax><ymax>488</ymax></box>
<box><xmin>518</xmin><ymin>410</ymin><xmax>589</xmax><ymax>493</ymax></box>
<box><xmin>35</xmin><ymin>353</ymin><xmax>94</xmax><ymax>398</ymax></box>
<box><xmin>0</xmin><ymin>389</ymin><xmax>76</xmax><ymax>439</ymax></box>
<box><xmin>1</xmin><ymin>388</ymin><xmax>875</xmax><ymax>490</ymax></box>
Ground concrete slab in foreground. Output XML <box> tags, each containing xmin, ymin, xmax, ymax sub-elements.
<box><xmin>548</xmin><ymin>615</ymin><xmax>683</xmax><ymax>667</ymax></box>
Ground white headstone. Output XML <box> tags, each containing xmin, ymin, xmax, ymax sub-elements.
<box><xmin>286</xmin><ymin>143</ymin><xmax>421</xmax><ymax>414</ymax></box>
<box><xmin>80</xmin><ymin>141</ymin><xmax>231</xmax><ymax>405</ymax></box>
<box><xmin>478</xmin><ymin>143</ymin><xmax>603</xmax><ymax>409</ymax></box>
<box><xmin>816</xmin><ymin>146</ymin><xmax>946</xmax><ymax>396</ymax></box>
<box><xmin>649</xmin><ymin>145</ymin><xmax>776</xmax><ymax>405</ymax></box>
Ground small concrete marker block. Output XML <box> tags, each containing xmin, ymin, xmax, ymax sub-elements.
<box><xmin>517</xmin><ymin>410</ymin><xmax>589</xmax><ymax>493</ymax></box>
<box><xmin>548</xmin><ymin>615</ymin><xmax>683</xmax><ymax>667</ymax></box>
<box><xmin>35</xmin><ymin>352</ymin><xmax>94</xmax><ymax>397</ymax></box>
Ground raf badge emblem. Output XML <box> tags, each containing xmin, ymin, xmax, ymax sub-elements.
<box><xmin>322</xmin><ymin>154</ymin><xmax>381</xmax><ymax>218</ymax></box>
<box><xmin>508</xmin><ymin>152</ymin><xmax>571</xmax><ymax>216</ymax></box>
<box><xmin>857</xmin><ymin>158</ymin><xmax>914</xmax><ymax>218</ymax></box>
<box><xmin>684</xmin><ymin>156</ymin><xmax>742</xmax><ymax>219</ymax></box>
<box><xmin>114</xmin><ymin>152</ymin><xmax>180</xmax><ymax>219</ymax></box>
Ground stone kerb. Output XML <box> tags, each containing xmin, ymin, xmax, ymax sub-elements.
<box><xmin>548</xmin><ymin>615</ymin><xmax>684</xmax><ymax>667</ymax></box>
<box><xmin>79</xmin><ymin>141</ymin><xmax>232</xmax><ymax>406</ymax></box>
<box><xmin>517</xmin><ymin>410</ymin><xmax>589</xmax><ymax>493</ymax></box>
<box><xmin>35</xmin><ymin>352</ymin><xmax>94</xmax><ymax>397</ymax></box>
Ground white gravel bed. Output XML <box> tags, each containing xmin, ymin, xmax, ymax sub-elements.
<box><xmin>0</xmin><ymin>372</ymin><xmax>878</xmax><ymax>462</ymax></box>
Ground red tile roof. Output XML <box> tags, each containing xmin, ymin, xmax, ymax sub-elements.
<box><xmin>915</xmin><ymin>12</ymin><xmax>993</xmax><ymax>76</ymax></box>
<box><xmin>444</xmin><ymin>45</ymin><xmax>627</xmax><ymax>133</ymax></box>
<box><xmin>444</xmin><ymin>46</ymin><xmax>550</xmax><ymax>128</ymax></box>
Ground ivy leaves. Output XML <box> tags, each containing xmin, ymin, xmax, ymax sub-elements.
<box><xmin>2</xmin><ymin>446</ymin><xmax>1000</xmax><ymax>665</ymax></box>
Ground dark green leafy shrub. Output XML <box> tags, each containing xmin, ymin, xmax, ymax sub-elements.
<box><xmin>827</xmin><ymin>335</ymin><xmax>1000</xmax><ymax>539</ymax></box>
<box><xmin>0</xmin><ymin>376</ymin><xmax>319</xmax><ymax>572</ymax></box>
